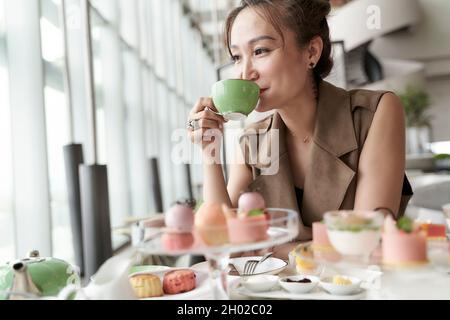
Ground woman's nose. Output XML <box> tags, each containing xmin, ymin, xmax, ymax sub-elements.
<box><xmin>241</xmin><ymin>60</ymin><xmax>259</xmax><ymax>81</ymax></box>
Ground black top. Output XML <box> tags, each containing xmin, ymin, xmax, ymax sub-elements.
<box><xmin>295</xmin><ymin>187</ymin><xmax>304</xmax><ymax>211</ymax></box>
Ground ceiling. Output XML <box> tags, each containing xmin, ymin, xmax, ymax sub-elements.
<box><xmin>182</xmin><ymin>0</ymin><xmax>350</xmax><ymax>67</ymax></box>
<box><xmin>182</xmin><ymin>0</ymin><xmax>241</xmax><ymax>66</ymax></box>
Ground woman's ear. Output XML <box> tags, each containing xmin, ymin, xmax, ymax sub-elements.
<box><xmin>308</xmin><ymin>36</ymin><xmax>324</xmax><ymax>65</ymax></box>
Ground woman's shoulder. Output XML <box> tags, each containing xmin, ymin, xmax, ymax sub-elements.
<box><xmin>319</xmin><ymin>80</ymin><xmax>395</xmax><ymax>114</ymax></box>
<box><xmin>347</xmin><ymin>86</ymin><xmax>395</xmax><ymax>113</ymax></box>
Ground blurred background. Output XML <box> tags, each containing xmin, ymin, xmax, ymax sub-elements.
<box><xmin>0</xmin><ymin>0</ymin><xmax>449</xmax><ymax>275</ymax></box>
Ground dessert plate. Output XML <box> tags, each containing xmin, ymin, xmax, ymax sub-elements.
<box><xmin>231</xmin><ymin>281</ymin><xmax>366</xmax><ymax>300</ymax></box>
<box><xmin>229</xmin><ymin>256</ymin><xmax>288</xmax><ymax>276</ymax></box>
<box><xmin>191</xmin><ymin>257</ymin><xmax>288</xmax><ymax>277</ymax></box>
<box><xmin>131</xmin><ymin>268</ymin><xmax>210</xmax><ymax>300</ymax></box>
<box><xmin>129</xmin><ymin>265</ymin><xmax>171</xmax><ymax>276</ymax></box>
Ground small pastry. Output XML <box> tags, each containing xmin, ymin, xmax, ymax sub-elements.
<box><xmin>129</xmin><ymin>274</ymin><xmax>163</xmax><ymax>298</ymax></box>
<box><xmin>162</xmin><ymin>232</ymin><xmax>194</xmax><ymax>251</ymax></box>
<box><xmin>226</xmin><ymin>192</ymin><xmax>269</xmax><ymax>244</ymax></box>
<box><xmin>165</xmin><ymin>203</ymin><xmax>194</xmax><ymax>233</ymax></box>
<box><xmin>332</xmin><ymin>275</ymin><xmax>352</xmax><ymax>286</ymax></box>
<box><xmin>194</xmin><ymin>202</ymin><xmax>228</xmax><ymax>245</ymax></box>
<box><xmin>163</xmin><ymin>269</ymin><xmax>196</xmax><ymax>295</ymax></box>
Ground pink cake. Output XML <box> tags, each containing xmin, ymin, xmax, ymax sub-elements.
<box><xmin>194</xmin><ymin>202</ymin><xmax>229</xmax><ymax>246</ymax></box>
<box><xmin>223</xmin><ymin>192</ymin><xmax>269</xmax><ymax>244</ymax></box>
<box><xmin>165</xmin><ymin>204</ymin><xmax>194</xmax><ymax>233</ymax></box>
<box><xmin>226</xmin><ymin>215</ymin><xmax>269</xmax><ymax>244</ymax></box>
<box><xmin>162</xmin><ymin>232</ymin><xmax>194</xmax><ymax>251</ymax></box>
<box><xmin>382</xmin><ymin>216</ymin><xmax>428</xmax><ymax>267</ymax></box>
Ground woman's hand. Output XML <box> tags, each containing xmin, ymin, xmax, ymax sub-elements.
<box><xmin>187</xmin><ymin>97</ymin><xmax>227</xmax><ymax>152</ymax></box>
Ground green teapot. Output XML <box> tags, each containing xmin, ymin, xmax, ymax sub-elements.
<box><xmin>0</xmin><ymin>250</ymin><xmax>80</xmax><ymax>300</ymax></box>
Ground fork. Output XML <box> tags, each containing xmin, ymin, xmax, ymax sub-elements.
<box><xmin>243</xmin><ymin>252</ymin><xmax>273</xmax><ymax>275</ymax></box>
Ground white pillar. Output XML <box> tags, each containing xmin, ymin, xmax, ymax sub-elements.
<box><xmin>99</xmin><ymin>0</ymin><xmax>131</xmax><ymax>227</ymax></box>
<box><xmin>150</xmin><ymin>0</ymin><xmax>165</xmax><ymax>79</ymax></box>
<box><xmin>5</xmin><ymin>0</ymin><xmax>52</xmax><ymax>257</ymax></box>
<box><xmin>121</xmin><ymin>0</ymin><xmax>150</xmax><ymax>216</ymax></box>
<box><xmin>124</xmin><ymin>54</ymin><xmax>151</xmax><ymax>217</ymax></box>
<box><xmin>65</xmin><ymin>0</ymin><xmax>89</xmax><ymax>152</ymax></box>
<box><xmin>173</xmin><ymin>0</ymin><xmax>184</xmax><ymax>97</ymax></box>
<box><xmin>156</xmin><ymin>80</ymin><xmax>173</xmax><ymax>210</ymax></box>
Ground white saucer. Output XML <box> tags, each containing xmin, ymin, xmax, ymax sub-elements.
<box><xmin>191</xmin><ymin>257</ymin><xmax>288</xmax><ymax>277</ymax></box>
<box><xmin>222</xmin><ymin>112</ymin><xmax>247</xmax><ymax>121</ymax></box>
<box><xmin>231</xmin><ymin>282</ymin><xmax>366</xmax><ymax>300</ymax></box>
<box><xmin>229</xmin><ymin>256</ymin><xmax>288</xmax><ymax>276</ymax></box>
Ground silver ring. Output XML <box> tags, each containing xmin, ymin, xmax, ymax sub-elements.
<box><xmin>187</xmin><ymin>119</ymin><xmax>200</xmax><ymax>131</ymax></box>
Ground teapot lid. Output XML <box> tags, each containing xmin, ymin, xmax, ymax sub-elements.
<box><xmin>28</xmin><ymin>250</ymin><xmax>40</xmax><ymax>258</ymax></box>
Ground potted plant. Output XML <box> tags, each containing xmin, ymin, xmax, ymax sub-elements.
<box><xmin>398</xmin><ymin>86</ymin><xmax>433</xmax><ymax>154</ymax></box>
<box><xmin>434</xmin><ymin>153</ymin><xmax>450</xmax><ymax>170</ymax></box>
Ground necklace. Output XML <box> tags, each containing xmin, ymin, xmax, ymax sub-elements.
<box><xmin>287</xmin><ymin>130</ymin><xmax>312</xmax><ymax>144</ymax></box>
<box><xmin>303</xmin><ymin>136</ymin><xmax>311</xmax><ymax>144</ymax></box>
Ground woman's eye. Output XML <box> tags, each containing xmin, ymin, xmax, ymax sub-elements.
<box><xmin>231</xmin><ymin>55</ymin><xmax>241</xmax><ymax>63</ymax></box>
<box><xmin>254</xmin><ymin>48</ymin><xmax>269</xmax><ymax>56</ymax></box>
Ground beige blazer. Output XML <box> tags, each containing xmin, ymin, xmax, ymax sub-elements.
<box><xmin>239</xmin><ymin>81</ymin><xmax>413</xmax><ymax>241</ymax></box>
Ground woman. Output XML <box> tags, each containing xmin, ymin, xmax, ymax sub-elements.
<box><xmin>187</xmin><ymin>0</ymin><xmax>412</xmax><ymax>256</ymax></box>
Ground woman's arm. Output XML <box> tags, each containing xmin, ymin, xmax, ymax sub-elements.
<box><xmin>187</xmin><ymin>97</ymin><xmax>234</xmax><ymax>206</ymax></box>
<box><xmin>354</xmin><ymin>92</ymin><xmax>406</xmax><ymax>218</ymax></box>
<box><xmin>226</xmin><ymin>143</ymin><xmax>254</xmax><ymax>208</ymax></box>
<box><xmin>202</xmin><ymin>130</ymin><xmax>253</xmax><ymax>207</ymax></box>
<box><xmin>202</xmin><ymin>159</ymin><xmax>233</xmax><ymax>206</ymax></box>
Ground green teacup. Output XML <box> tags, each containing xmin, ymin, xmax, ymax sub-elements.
<box><xmin>211</xmin><ymin>79</ymin><xmax>260</xmax><ymax>121</ymax></box>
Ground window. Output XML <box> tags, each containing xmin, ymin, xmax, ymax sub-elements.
<box><xmin>90</xmin><ymin>12</ymin><xmax>107</xmax><ymax>165</ymax></box>
<box><xmin>0</xmin><ymin>0</ymin><xmax>15</xmax><ymax>263</ymax></box>
<box><xmin>90</xmin><ymin>3</ymin><xmax>132</xmax><ymax>248</ymax></box>
<box><xmin>40</xmin><ymin>0</ymin><xmax>74</xmax><ymax>264</ymax></box>
<box><xmin>0</xmin><ymin>0</ymin><xmax>216</xmax><ymax>265</ymax></box>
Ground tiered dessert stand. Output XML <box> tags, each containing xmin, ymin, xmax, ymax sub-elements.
<box><xmin>133</xmin><ymin>208</ymin><xmax>299</xmax><ymax>300</ymax></box>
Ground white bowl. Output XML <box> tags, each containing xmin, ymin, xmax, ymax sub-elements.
<box><xmin>320</xmin><ymin>276</ymin><xmax>362</xmax><ymax>295</ymax></box>
<box><xmin>229</xmin><ymin>256</ymin><xmax>287</xmax><ymax>276</ymax></box>
<box><xmin>241</xmin><ymin>275</ymin><xmax>279</xmax><ymax>292</ymax></box>
<box><xmin>327</xmin><ymin>229</ymin><xmax>381</xmax><ymax>256</ymax></box>
<box><xmin>324</xmin><ymin>211</ymin><xmax>383</xmax><ymax>256</ymax></box>
<box><xmin>278</xmin><ymin>275</ymin><xmax>319</xmax><ymax>294</ymax></box>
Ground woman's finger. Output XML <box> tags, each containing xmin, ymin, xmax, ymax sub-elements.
<box><xmin>187</xmin><ymin>119</ymin><xmax>222</xmax><ymax>132</ymax></box>
<box><xmin>190</xmin><ymin>97</ymin><xmax>215</xmax><ymax>116</ymax></box>
<box><xmin>190</xmin><ymin>128</ymin><xmax>223</xmax><ymax>144</ymax></box>
<box><xmin>198</xmin><ymin>119</ymin><xmax>223</xmax><ymax>130</ymax></box>
<box><xmin>190</xmin><ymin>109</ymin><xmax>226</xmax><ymax>124</ymax></box>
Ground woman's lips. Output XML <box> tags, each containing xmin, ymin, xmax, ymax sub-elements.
<box><xmin>259</xmin><ymin>88</ymin><xmax>268</xmax><ymax>96</ymax></box>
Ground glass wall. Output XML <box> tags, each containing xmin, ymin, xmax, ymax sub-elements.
<box><xmin>0</xmin><ymin>0</ymin><xmax>15</xmax><ymax>262</ymax></box>
<box><xmin>0</xmin><ymin>0</ymin><xmax>216</xmax><ymax>265</ymax></box>
<box><xmin>41</xmin><ymin>0</ymin><xmax>75</xmax><ymax>265</ymax></box>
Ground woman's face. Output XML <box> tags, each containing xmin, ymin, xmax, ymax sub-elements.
<box><xmin>229</xmin><ymin>7</ymin><xmax>310</xmax><ymax>112</ymax></box>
